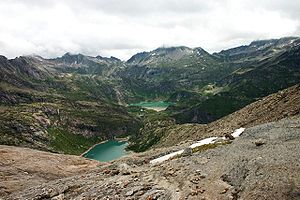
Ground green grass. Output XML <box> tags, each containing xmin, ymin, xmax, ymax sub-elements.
<box><xmin>192</xmin><ymin>140</ymin><xmax>232</xmax><ymax>153</ymax></box>
<box><xmin>48</xmin><ymin>127</ymin><xmax>101</xmax><ymax>155</ymax></box>
<box><xmin>127</xmin><ymin>134</ymin><xmax>161</xmax><ymax>152</ymax></box>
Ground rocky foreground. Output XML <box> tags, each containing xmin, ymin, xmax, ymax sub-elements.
<box><xmin>0</xmin><ymin>146</ymin><xmax>99</xmax><ymax>197</ymax></box>
<box><xmin>1</xmin><ymin>116</ymin><xmax>299</xmax><ymax>200</ymax></box>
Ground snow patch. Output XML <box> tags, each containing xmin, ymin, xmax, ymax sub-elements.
<box><xmin>150</xmin><ymin>137</ymin><xmax>218</xmax><ymax>165</ymax></box>
<box><xmin>150</xmin><ymin>128</ymin><xmax>246</xmax><ymax>164</ymax></box>
<box><xmin>231</xmin><ymin>127</ymin><xmax>245</xmax><ymax>138</ymax></box>
<box><xmin>189</xmin><ymin>137</ymin><xmax>218</xmax><ymax>148</ymax></box>
<box><xmin>150</xmin><ymin>150</ymin><xmax>184</xmax><ymax>164</ymax></box>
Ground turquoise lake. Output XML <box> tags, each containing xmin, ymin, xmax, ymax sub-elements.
<box><xmin>129</xmin><ymin>101</ymin><xmax>173</xmax><ymax>111</ymax></box>
<box><xmin>83</xmin><ymin>140</ymin><xmax>128</xmax><ymax>162</ymax></box>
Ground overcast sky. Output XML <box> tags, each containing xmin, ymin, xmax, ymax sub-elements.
<box><xmin>0</xmin><ymin>0</ymin><xmax>299</xmax><ymax>60</ymax></box>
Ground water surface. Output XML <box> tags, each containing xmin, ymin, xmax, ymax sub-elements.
<box><xmin>130</xmin><ymin>101</ymin><xmax>173</xmax><ymax>111</ymax></box>
<box><xmin>83</xmin><ymin>140</ymin><xmax>128</xmax><ymax>162</ymax></box>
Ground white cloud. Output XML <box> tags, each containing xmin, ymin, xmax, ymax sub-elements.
<box><xmin>0</xmin><ymin>0</ymin><xmax>299</xmax><ymax>60</ymax></box>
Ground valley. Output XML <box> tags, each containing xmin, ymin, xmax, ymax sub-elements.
<box><xmin>1</xmin><ymin>37</ymin><xmax>299</xmax><ymax>155</ymax></box>
<box><xmin>0</xmin><ymin>37</ymin><xmax>299</xmax><ymax>199</ymax></box>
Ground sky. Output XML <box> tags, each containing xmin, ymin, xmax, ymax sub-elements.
<box><xmin>0</xmin><ymin>0</ymin><xmax>299</xmax><ymax>60</ymax></box>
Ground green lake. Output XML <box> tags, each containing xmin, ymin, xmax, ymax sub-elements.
<box><xmin>83</xmin><ymin>140</ymin><xmax>128</xmax><ymax>162</ymax></box>
<box><xmin>129</xmin><ymin>101</ymin><xmax>173</xmax><ymax>111</ymax></box>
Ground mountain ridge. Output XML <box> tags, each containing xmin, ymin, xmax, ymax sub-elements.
<box><xmin>0</xmin><ymin>36</ymin><xmax>299</xmax><ymax>199</ymax></box>
<box><xmin>0</xmin><ymin>36</ymin><xmax>299</xmax><ymax>155</ymax></box>
<box><xmin>2</xmin><ymin>36</ymin><xmax>298</xmax><ymax>63</ymax></box>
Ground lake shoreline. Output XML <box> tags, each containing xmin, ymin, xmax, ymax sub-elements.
<box><xmin>128</xmin><ymin>101</ymin><xmax>174</xmax><ymax>112</ymax></box>
<box><xmin>80</xmin><ymin>136</ymin><xmax>130</xmax><ymax>157</ymax></box>
<box><xmin>114</xmin><ymin>136</ymin><xmax>130</xmax><ymax>142</ymax></box>
<box><xmin>143</xmin><ymin>106</ymin><xmax>168</xmax><ymax>112</ymax></box>
<box><xmin>80</xmin><ymin>140</ymin><xmax>108</xmax><ymax>157</ymax></box>
<box><xmin>81</xmin><ymin>139</ymin><xmax>130</xmax><ymax>162</ymax></box>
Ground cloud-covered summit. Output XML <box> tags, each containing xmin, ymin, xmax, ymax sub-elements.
<box><xmin>0</xmin><ymin>0</ymin><xmax>299</xmax><ymax>60</ymax></box>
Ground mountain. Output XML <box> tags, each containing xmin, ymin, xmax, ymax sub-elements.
<box><xmin>2</xmin><ymin>85</ymin><xmax>299</xmax><ymax>198</ymax></box>
<box><xmin>167</xmin><ymin>37</ymin><xmax>300</xmax><ymax>123</ymax></box>
<box><xmin>160</xmin><ymin>84</ymin><xmax>300</xmax><ymax>148</ymax></box>
<box><xmin>128</xmin><ymin>84</ymin><xmax>300</xmax><ymax>151</ymax></box>
<box><xmin>0</xmin><ymin>37</ymin><xmax>300</xmax><ymax>199</ymax></box>
<box><xmin>0</xmin><ymin>54</ymin><xmax>141</xmax><ymax>155</ymax></box>
<box><xmin>119</xmin><ymin>46</ymin><xmax>230</xmax><ymax>100</ymax></box>
<box><xmin>0</xmin><ymin>56</ymin><xmax>50</xmax><ymax>89</ymax></box>
<box><xmin>127</xmin><ymin>46</ymin><xmax>212</xmax><ymax>65</ymax></box>
<box><xmin>51</xmin><ymin>53</ymin><xmax>123</xmax><ymax>75</ymax></box>
<box><xmin>0</xmin><ymin>36</ymin><xmax>299</xmax><ymax>155</ymax></box>
<box><xmin>215</xmin><ymin>37</ymin><xmax>299</xmax><ymax>61</ymax></box>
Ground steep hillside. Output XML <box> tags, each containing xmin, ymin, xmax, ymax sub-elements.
<box><xmin>0</xmin><ymin>100</ymin><xmax>140</xmax><ymax>154</ymax></box>
<box><xmin>120</xmin><ymin>46</ymin><xmax>231</xmax><ymax>100</ymax></box>
<box><xmin>0</xmin><ymin>55</ymin><xmax>141</xmax><ymax>155</ymax></box>
<box><xmin>130</xmin><ymin>84</ymin><xmax>300</xmax><ymax>150</ymax></box>
<box><xmin>169</xmin><ymin>37</ymin><xmax>300</xmax><ymax>123</ymax></box>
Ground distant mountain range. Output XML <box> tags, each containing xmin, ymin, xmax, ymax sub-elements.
<box><xmin>0</xmin><ymin>36</ymin><xmax>299</xmax><ymax>153</ymax></box>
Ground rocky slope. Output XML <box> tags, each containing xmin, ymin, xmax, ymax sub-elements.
<box><xmin>0</xmin><ymin>145</ymin><xmax>99</xmax><ymax>197</ymax></box>
<box><xmin>3</xmin><ymin>116</ymin><xmax>300</xmax><ymax>199</ymax></box>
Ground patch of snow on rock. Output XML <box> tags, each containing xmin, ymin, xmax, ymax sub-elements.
<box><xmin>150</xmin><ymin>137</ymin><xmax>218</xmax><ymax>164</ymax></box>
<box><xmin>150</xmin><ymin>150</ymin><xmax>184</xmax><ymax>164</ymax></box>
<box><xmin>231</xmin><ymin>127</ymin><xmax>245</xmax><ymax>138</ymax></box>
<box><xmin>189</xmin><ymin>137</ymin><xmax>218</xmax><ymax>149</ymax></box>
<box><xmin>150</xmin><ymin>129</ymin><xmax>246</xmax><ymax>164</ymax></box>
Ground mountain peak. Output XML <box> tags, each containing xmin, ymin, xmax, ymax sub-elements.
<box><xmin>215</xmin><ymin>36</ymin><xmax>300</xmax><ymax>61</ymax></box>
<box><xmin>0</xmin><ymin>55</ymin><xmax>8</xmax><ymax>62</ymax></box>
<box><xmin>57</xmin><ymin>52</ymin><xmax>86</xmax><ymax>64</ymax></box>
<box><xmin>61</xmin><ymin>52</ymin><xmax>84</xmax><ymax>58</ymax></box>
<box><xmin>250</xmin><ymin>36</ymin><xmax>298</xmax><ymax>45</ymax></box>
<box><xmin>127</xmin><ymin>46</ymin><xmax>196</xmax><ymax>64</ymax></box>
<box><xmin>153</xmin><ymin>46</ymin><xmax>191</xmax><ymax>52</ymax></box>
<box><xmin>96</xmin><ymin>55</ymin><xmax>121</xmax><ymax>62</ymax></box>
